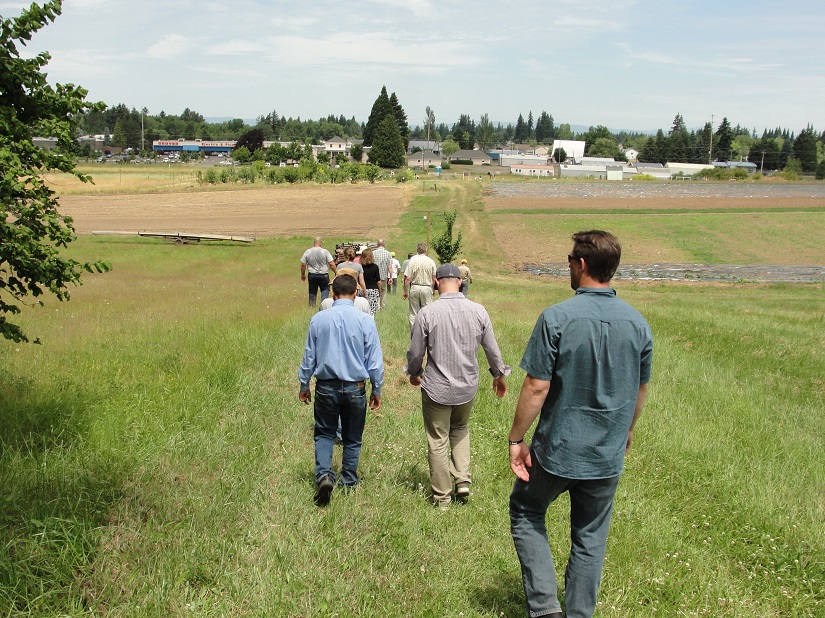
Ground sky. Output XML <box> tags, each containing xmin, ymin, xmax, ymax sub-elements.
<box><xmin>4</xmin><ymin>0</ymin><xmax>825</xmax><ymax>134</ymax></box>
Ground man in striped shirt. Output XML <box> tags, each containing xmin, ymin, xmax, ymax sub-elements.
<box><xmin>372</xmin><ymin>239</ymin><xmax>392</xmax><ymax>310</ymax></box>
<box><xmin>405</xmin><ymin>263</ymin><xmax>510</xmax><ymax>509</ymax></box>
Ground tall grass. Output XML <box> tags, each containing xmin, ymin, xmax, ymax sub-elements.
<box><xmin>1</xmin><ymin>185</ymin><xmax>823</xmax><ymax>616</ymax></box>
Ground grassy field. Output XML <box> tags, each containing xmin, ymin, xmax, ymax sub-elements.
<box><xmin>1</xmin><ymin>179</ymin><xmax>824</xmax><ymax>616</ymax></box>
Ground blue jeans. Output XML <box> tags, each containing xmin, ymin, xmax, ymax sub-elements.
<box><xmin>510</xmin><ymin>455</ymin><xmax>621</xmax><ymax>618</ymax></box>
<box><xmin>314</xmin><ymin>379</ymin><xmax>367</xmax><ymax>487</ymax></box>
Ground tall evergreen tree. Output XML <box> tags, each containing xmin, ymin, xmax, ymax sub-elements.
<box><xmin>368</xmin><ymin>115</ymin><xmax>405</xmax><ymax>168</ymax></box>
<box><xmin>793</xmin><ymin>125</ymin><xmax>818</xmax><ymax>173</ymax></box>
<box><xmin>535</xmin><ymin>111</ymin><xmax>555</xmax><ymax>143</ymax></box>
<box><xmin>527</xmin><ymin>111</ymin><xmax>534</xmax><ymax>139</ymax></box>
<box><xmin>389</xmin><ymin>92</ymin><xmax>410</xmax><ymax>150</ymax></box>
<box><xmin>514</xmin><ymin>114</ymin><xmax>527</xmax><ymax>142</ymax></box>
<box><xmin>715</xmin><ymin>117</ymin><xmax>733</xmax><ymax>161</ymax></box>
<box><xmin>667</xmin><ymin>113</ymin><xmax>689</xmax><ymax>163</ymax></box>
<box><xmin>363</xmin><ymin>86</ymin><xmax>392</xmax><ymax>146</ymax></box>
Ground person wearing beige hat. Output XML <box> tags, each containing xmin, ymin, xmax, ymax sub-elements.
<box><xmin>458</xmin><ymin>259</ymin><xmax>473</xmax><ymax>296</ymax></box>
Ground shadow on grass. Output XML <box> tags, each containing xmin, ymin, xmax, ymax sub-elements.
<box><xmin>0</xmin><ymin>375</ymin><xmax>127</xmax><ymax>614</ymax></box>
<box><xmin>471</xmin><ymin>571</ymin><xmax>526</xmax><ymax>618</ymax></box>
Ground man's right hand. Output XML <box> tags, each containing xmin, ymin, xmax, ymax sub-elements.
<box><xmin>509</xmin><ymin>442</ymin><xmax>532</xmax><ymax>482</ymax></box>
<box><xmin>299</xmin><ymin>390</ymin><xmax>311</xmax><ymax>404</ymax></box>
<box><xmin>369</xmin><ymin>394</ymin><xmax>381</xmax><ymax>410</ymax></box>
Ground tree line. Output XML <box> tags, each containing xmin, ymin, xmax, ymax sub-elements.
<box><xmin>76</xmin><ymin>91</ymin><xmax>824</xmax><ymax>174</ymax></box>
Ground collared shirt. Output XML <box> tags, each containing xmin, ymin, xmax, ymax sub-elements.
<box><xmin>299</xmin><ymin>299</ymin><xmax>384</xmax><ymax>395</ymax></box>
<box><xmin>319</xmin><ymin>296</ymin><xmax>372</xmax><ymax>316</ymax></box>
<box><xmin>373</xmin><ymin>247</ymin><xmax>392</xmax><ymax>280</ymax></box>
<box><xmin>521</xmin><ymin>287</ymin><xmax>653</xmax><ymax>480</ymax></box>
<box><xmin>406</xmin><ymin>292</ymin><xmax>510</xmax><ymax>405</ymax></box>
<box><xmin>301</xmin><ymin>246</ymin><xmax>334</xmax><ymax>274</ymax></box>
<box><xmin>404</xmin><ymin>254</ymin><xmax>437</xmax><ymax>286</ymax></box>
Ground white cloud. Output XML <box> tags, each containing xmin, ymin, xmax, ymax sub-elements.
<box><xmin>146</xmin><ymin>34</ymin><xmax>196</xmax><ymax>60</ymax></box>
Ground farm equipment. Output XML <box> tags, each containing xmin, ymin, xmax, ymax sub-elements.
<box><xmin>92</xmin><ymin>231</ymin><xmax>255</xmax><ymax>244</ymax></box>
<box><xmin>334</xmin><ymin>241</ymin><xmax>378</xmax><ymax>263</ymax></box>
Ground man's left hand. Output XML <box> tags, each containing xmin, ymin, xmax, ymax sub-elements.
<box><xmin>409</xmin><ymin>375</ymin><xmax>421</xmax><ymax>386</ymax></box>
<box><xmin>299</xmin><ymin>389</ymin><xmax>311</xmax><ymax>404</ymax></box>
<box><xmin>369</xmin><ymin>394</ymin><xmax>381</xmax><ymax>410</ymax></box>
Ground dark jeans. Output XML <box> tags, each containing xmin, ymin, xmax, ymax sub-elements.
<box><xmin>307</xmin><ymin>273</ymin><xmax>330</xmax><ymax>307</ymax></box>
<box><xmin>313</xmin><ymin>379</ymin><xmax>367</xmax><ymax>487</ymax></box>
<box><xmin>510</xmin><ymin>454</ymin><xmax>621</xmax><ymax>618</ymax></box>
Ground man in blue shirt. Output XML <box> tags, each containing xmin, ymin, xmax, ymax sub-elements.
<box><xmin>298</xmin><ymin>274</ymin><xmax>384</xmax><ymax>506</ymax></box>
<box><xmin>507</xmin><ymin>230</ymin><xmax>653</xmax><ymax>618</ymax></box>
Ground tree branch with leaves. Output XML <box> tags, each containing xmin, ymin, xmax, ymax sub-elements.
<box><xmin>1</xmin><ymin>0</ymin><xmax>111</xmax><ymax>343</ymax></box>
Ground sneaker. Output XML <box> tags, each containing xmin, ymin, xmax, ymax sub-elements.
<box><xmin>455</xmin><ymin>482</ymin><xmax>470</xmax><ymax>498</ymax></box>
<box><xmin>314</xmin><ymin>474</ymin><xmax>334</xmax><ymax>506</ymax></box>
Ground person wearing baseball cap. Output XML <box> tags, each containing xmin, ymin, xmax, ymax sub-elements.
<box><xmin>405</xmin><ymin>262</ymin><xmax>510</xmax><ymax>509</ymax></box>
<box><xmin>458</xmin><ymin>259</ymin><xmax>474</xmax><ymax>296</ymax></box>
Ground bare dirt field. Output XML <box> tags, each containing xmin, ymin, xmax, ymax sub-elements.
<box><xmin>58</xmin><ymin>184</ymin><xmax>406</xmax><ymax>238</ymax></box>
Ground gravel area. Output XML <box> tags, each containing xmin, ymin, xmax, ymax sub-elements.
<box><xmin>525</xmin><ymin>263</ymin><xmax>825</xmax><ymax>283</ymax></box>
<box><xmin>488</xmin><ymin>181</ymin><xmax>825</xmax><ymax>200</ymax></box>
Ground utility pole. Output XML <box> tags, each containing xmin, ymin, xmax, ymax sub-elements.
<box><xmin>708</xmin><ymin>114</ymin><xmax>714</xmax><ymax>164</ymax></box>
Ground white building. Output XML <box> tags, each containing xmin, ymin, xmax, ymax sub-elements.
<box><xmin>510</xmin><ymin>164</ymin><xmax>555</xmax><ymax>177</ymax></box>
<box><xmin>551</xmin><ymin>139</ymin><xmax>586</xmax><ymax>163</ymax></box>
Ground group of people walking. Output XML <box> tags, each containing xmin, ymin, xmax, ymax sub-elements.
<box><xmin>300</xmin><ymin>238</ymin><xmax>474</xmax><ymax>320</ymax></box>
<box><xmin>297</xmin><ymin>230</ymin><xmax>653</xmax><ymax>618</ymax></box>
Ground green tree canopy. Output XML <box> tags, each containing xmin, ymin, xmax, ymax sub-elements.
<box><xmin>440</xmin><ymin>138</ymin><xmax>460</xmax><ymax>157</ymax></box>
<box><xmin>793</xmin><ymin>125</ymin><xmax>818</xmax><ymax>173</ymax></box>
<box><xmin>367</xmin><ymin>115</ymin><xmax>405</xmax><ymax>168</ymax></box>
<box><xmin>363</xmin><ymin>86</ymin><xmax>392</xmax><ymax>146</ymax></box>
<box><xmin>1</xmin><ymin>0</ymin><xmax>110</xmax><ymax>343</ymax></box>
<box><xmin>235</xmin><ymin>127</ymin><xmax>265</xmax><ymax>154</ymax></box>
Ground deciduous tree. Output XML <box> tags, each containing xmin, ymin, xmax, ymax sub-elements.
<box><xmin>431</xmin><ymin>210</ymin><xmax>462</xmax><ymax>264</ymax></box>
<box><xmin>1</xmin><ymin>0</ymin><xmax>110</xmax><ymax>343</ymax></box>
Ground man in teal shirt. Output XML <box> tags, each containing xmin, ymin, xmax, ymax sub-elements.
<box><xmin>507</xmin><ymin>230</ymin><xmax>653</xmax><ymax>618</ymax></box>
<box><xmin>299</xmin><ymin>274</ymin><xmax>384</xmax><ymax>506</ymax></box>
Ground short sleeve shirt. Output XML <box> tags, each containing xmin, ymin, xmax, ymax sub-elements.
<box><xmin>404</xmin><ymin>254</ymin><xmax>437</xmax><ymax>286</ymax></box>
<box><xmin>301</xmin><ymin>247</ymin><xmax>334</xmax><ymax>274</ymax></box>
<box><xmin>521</xmin><ymin>287</ymin><xmax>653</xmax><ymax>479</ymax></box>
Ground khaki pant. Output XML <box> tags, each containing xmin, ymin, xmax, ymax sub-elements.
<box><xmin>408</xmin><ymin>284</ymin><xmax>433</xmax><ymax>328</ymax></box>
<box><xmin>422</xmin><ymin>390</ymin><xmax>474</xmax><ymax>505</ymax></box>
<box><xmin>379</xmin><ymin>278</ymin><xmax>388</xmax><ymax>309</ymax></box>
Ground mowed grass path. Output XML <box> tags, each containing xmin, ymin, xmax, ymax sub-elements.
<box><xmin>1</xmin><ymin>180</ymin><xmax>823</xmax><ymax>616</ymax></box>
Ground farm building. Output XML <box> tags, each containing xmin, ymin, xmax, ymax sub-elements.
<box><xmin>500</xmin><ymin>153</ymin><xmax>549</xmax><ymax>167</ymax></box>
<box><xmin>407</xmin><ymin>151</ymin><xmax>442</xmax><ymax>169</ymax></box>
<box><xmin>448</xmin><ymin>150</ymin><xmax>492</xmax><ymax>165</ymax></box>
<box><xmin>667</xmin><ymin>162</ymin><xmax>715</xmax><ymax>176</ymax></box>
<box><xmin>633</xmin><ymin>162</ymin><xmax>671</xmax><ymax>179</ymax></box>
<box><xmin>510</xmin><ymin>164</ymin><xmax>555</xmax><ymax>177</ymax></box>
<box><xmin>551</xmin><ymin>139</ymin><xmax>586</xmax><ymax>163</ymax></box>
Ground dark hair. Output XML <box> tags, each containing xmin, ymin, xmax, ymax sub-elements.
<box><xmin>360</xmin><ymin>248</ymin><xmax>374</xmax><ymax>265</ymax></box>
<box><xmin>571</xmin><ymin>230</ymin><xmax>621</xmax><ymax>283</ymax></box>
<box><xmin>332</xmin><ymin>273</ymin><xmax>357</xmax><ymax>297</ymax></box>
